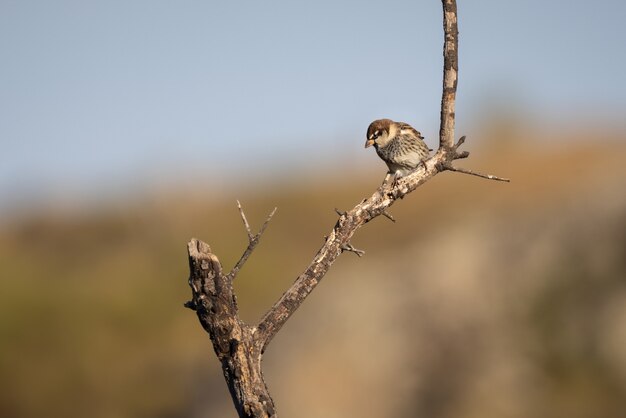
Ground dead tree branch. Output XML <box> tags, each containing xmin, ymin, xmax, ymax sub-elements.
<box><xmin>439</xmin><ymin>0</ymin><xmax>459</xmax><ymax>150</ymax></box>
<box><xmin>382</xmin><ymin>210</ymin><xmax>396</xmax><ymax>223</ymax></box>
<box><xmin>227</xmin><ymin>202</ymin><xmax>277</xmax><ymax>281</ymax></box>
<box><xmin>185</xmin><ymin>1</ymin><xmax>507</xmax><ymax>416</ymax></box>
<box><xmin>442</xmin><ymin>163</ymin><xmax>510</xmax><ymax>182</ymax></box>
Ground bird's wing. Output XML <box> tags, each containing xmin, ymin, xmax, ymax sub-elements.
<box><xmin>397</xmin><ymin>122</ymin><xmax>424</xmax><ymax>140</ymax></box>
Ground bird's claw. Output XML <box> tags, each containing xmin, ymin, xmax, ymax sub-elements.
<box><xmin>391</xmin><ymin>173</ymin><xmax>403</xmax><ymax>188</ymax></box>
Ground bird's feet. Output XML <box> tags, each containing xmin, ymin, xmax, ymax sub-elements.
<box><xmin>391</xmin><ymin>172</ymin><xmax>403</xmax><ymax>188</ymax></box>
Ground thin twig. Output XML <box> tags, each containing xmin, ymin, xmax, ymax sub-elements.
<box><xmin>444</xmin><ymin>163</ymin><xmax>510</xmax><ymax>182</ymax></box>
<box><xmin>382</xmin><ymin>210</ymin><xmax>396</xmax><ymax>223</ymax></box>
<box><xmin>258</xmin><ymin>207</ymin><xmax>278</xmax><ymax>237</ymax></box>
<box><xmin>340</xmin><ymin>243</ymin><xmax>365</xmax><ymax>257</ymax></box>
<box><xmin>236</xmin><ymin>200</ymin><xmax>254</xmax><ymax>241</ymax></box>
<box><xmin>451</xmin><ymin>136</ymin><xmax>470</xmax><ymax>159</ymax></box>
<box><xmin>228</xmin><ymin>203</ymin><xmax>277</xmax><ymax>280</ymax></box>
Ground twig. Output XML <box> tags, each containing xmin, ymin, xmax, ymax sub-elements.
<box><xmin>382</xmin><ymin>210</ymin><xmax>396</xmax><ymax>223</ymax></box>
<box><xmin>340</xmin><ymin>242</ymin><xmax>365</xmax><ymax>257</ymax></box>
<box><xmin>228</xmin><ymin>202</ymin><xmax>277</xmax><ymax>280</ymax></box>
<box><xmin>237</xmin><ymin>200</ymin><xmax>254</xmax><ymax>241</ymax></box>
<box><xmin>451</xmin><ymin>136</ymin><xmax>470</xmax><ymax>159</ymax></box>
<box><xmin>443</xmin><ymin>163</ymin><xmax>510</xmax><ymax>182</ymax></box>
<box><xmin>257</xmin><ymin>207</ymin><xmax>277</xmax><ymax>237</ymax></box>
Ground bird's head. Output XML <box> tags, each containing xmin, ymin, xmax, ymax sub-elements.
<box><xmin>365</xmin><ymin>119</ymin><xmax>395</xmax><ymax>148</ymax></box>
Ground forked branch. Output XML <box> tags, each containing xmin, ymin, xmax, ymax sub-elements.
<box><xmin>228</xmin><ymin>201</ymin><xmax>277</xmax><ymax>281</ymax></box>
<box><xmin>185</xmin><ymin>1</ymin><xmax>508</xmax><ymax>417</ymax></box>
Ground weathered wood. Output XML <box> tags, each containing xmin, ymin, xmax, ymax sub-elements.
<box><xmin>255</xmin><ymin>160</ymin><xmax>442</xmax><ymax>352</ymax></box>
<box><xmin>186</xmin><ymin>239</ymin><xmax>276</xmax><ymax>417</ymax></box>
<box><xmin>227</xmin><ymin>202</ymin><xmax>277</xmax><ymax>281</ymax></box>
<box><xmin>439</xmin><ymin>0</ymin><xmax>459</xmax><ymax>151</ymax></box>
<box><xmin>184</xmin><ymin>2</ymin><xmax>508</xmax><ymax>416</ymax></box>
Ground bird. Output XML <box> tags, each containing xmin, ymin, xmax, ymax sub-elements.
<box><xmin>365</xmin><ymin>118</ymin><xmax>431</xmax><ymax>185</ymax></box>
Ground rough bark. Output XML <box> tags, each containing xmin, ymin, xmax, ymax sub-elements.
<box><xmin>184</xmin><ymin>1</ymin><xmax>508</xmax><ymax>417</ymax></box>
<box><xmin>439</xmin><ymin>0</ymin><xmax>459</xmax><ymax>150</ymax></box>
<box><xmin>186</xmin><ymin>240</ymin><xmax>275</xmax><ymax>417</ymax></box>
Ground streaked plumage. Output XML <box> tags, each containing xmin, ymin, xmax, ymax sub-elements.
<box><xmin>365</xmin><ymin>119</ymin><xmax>431</xmax><ymax>184</ymax></box>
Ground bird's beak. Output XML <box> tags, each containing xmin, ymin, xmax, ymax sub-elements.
<box><xmin>365</xmin><ymin>139</ymin><xmax>375</xmax><ymax>148</ymax></box>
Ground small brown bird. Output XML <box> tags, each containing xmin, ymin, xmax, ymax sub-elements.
<box><xmin>365</xmin><ymin>118</ymin><xmax>431</xmax><ymax>185</ymax></box>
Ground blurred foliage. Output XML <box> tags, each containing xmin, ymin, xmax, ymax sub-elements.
<box><xmin>1</xmin><ymin>126</ymin><xmax>625</xmax><ymax>418</ymax></box>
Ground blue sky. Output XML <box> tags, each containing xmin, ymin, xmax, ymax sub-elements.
<box><xmin>1</xmin><ymin>0</ymin><xmax>625</xmax><ymax>210</ymax></box>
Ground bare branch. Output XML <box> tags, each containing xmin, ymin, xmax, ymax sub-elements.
<box><xmin>228</xmin><ymin>204</ymin><xmax>277</xmax><ymax>281</ymax></box>
<box><xmin>439</xmin><ymin>0</ymin><xmax>459</xmax><ymax>150</ymax></box>
<box><xmin>340</xmin><ymin>242</ymin><xmax>365</xmax><ymax>257</ymax></box>
<box><xmin>255</xmin><ymin>157</ymin><xmax>441</xmax><ymax>352</ymax></box>
<box><xmin>451</xmin><ymin>136</ymin><xmax>470</xmax><ymax>159</ymax></box>
<box><xmin>382</xmin><ymin>210</ymin><xmax>396</xmax><ymax>223</ymax></box>
<box><xmin>184</xmin><ymin>2</ymin><xmax>509</xmax><ymax>416</ymax></box>
<box><xmin>187</xmin><ymin>239</ymin><xmax>276</xmax><ymax>416</ymax></box>
<box><xmin>257</xmin><ymin>207</ymin><xmax>278</xmax><ymax>238</ymax></box>
<box><xmin>443</xmin><ymin>163</ymin><xmax>511</xmax><ymax>182</ymax></box>
<box><xmin>237</xmin><ymin>200</ymin><xmax>254</xmax><ymax>241</ymax></box>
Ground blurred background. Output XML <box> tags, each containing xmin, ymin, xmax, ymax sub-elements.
<box><xmin>1</xmin><ymin>1</ymin><xmax>625</xmax><ymax>417</ymax></box>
